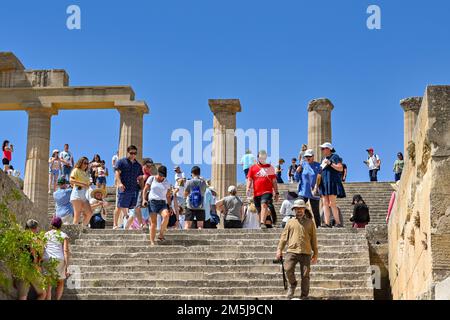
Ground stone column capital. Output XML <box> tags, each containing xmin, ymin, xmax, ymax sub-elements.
<box><xmin>209</xmin><ymin>99</ymin><xmax>242</xmax><ymax>114</ymax></box>
<box><xmin>307</xmin><ymin>98</ymin><xmax>334</xmax><ymax>112</ymax></box>
<box><xmin>400</xmin><ymin>97</ymin><xmax>422</xmax><ymax>112</ymax></box>
<box><xmin>116</xmin><ymin>101</ymin><xmax>149</xmax><ymax>115</ymax></box>
<box><xmin>22</xmin><ymin>103</ymin><xmax>58</xmax><ymax>116</ymax></box>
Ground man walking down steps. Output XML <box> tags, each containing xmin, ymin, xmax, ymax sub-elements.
<box><xmin>276</xmin><ymin>199</ymin><xmax>318</xmax><ymax>300</ymax></box>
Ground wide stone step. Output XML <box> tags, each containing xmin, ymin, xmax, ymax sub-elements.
<box><xmin>70</xmin><ymin>251</ymin><xmax>370</xmax><ymax>262</ymax></box>
<box><xmin>63</xmin><ymin>293</ymin><xmax>373</xmax><ymax>300</ymax></box>
<box><xmin>72</xmin><ymin>279</ymin><xmax>371</xmax><ymax>290</ymax></box>
<box><xmin>71</xmin><ymin>244</ymin><xmax>368</xmax><ymax>254</ymax></box>
<box><xmin>73</xmin><ymin>264</ymin><xmax>371</xmax><ymax>273</ymax></box>
<box><xmin>64</xmin><ymin>286</ymin><xmax>374</xmax><ymax>297</ymax></box>
<box><xmin>84</xmin><ymin>228</ymin><xmax>366</xmax><ymax>235</ymax></box>
<box><xmin>73</xmin><ymin>239</ymin><xmax>366</xmax><ymax>247</ymax></box>
<box><xmin>76</xmin><ymin>232</ymin><xmax>366</xmax><ymax>241</ymax></box>
<box><xmin>78</xmin><ymin>271</ymin><xmax>371</xmax><ymax>281</ymax></box>
<box><xmin>70</xmin><ymin>257</ymin><xmax>369</xmax><ymax>266</ymax></box>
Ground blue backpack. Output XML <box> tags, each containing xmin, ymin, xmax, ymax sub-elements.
<box><xmin>189</xmin><ymin>182</ymin><xmax>203</xmax><ymax>209</ymax></box>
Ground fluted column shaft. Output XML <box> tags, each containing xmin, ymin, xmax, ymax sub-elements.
<box><xmin>209</xmin><ymin>99</ymin><xmax>241</xmax><ymax>200</ymax></box>
<box><xmin>400</xmin><ymin>97</ymin><xmax>422</xmax><ymax>156</ymax></box>
<box><xmin>307</xmin><ymin>98</ymin><xmax>334</xmax><ymax>159</ymax></box>
<box><xmin>23</xmin><ymin>109</ymin><xmax>54</xmax><ymax>216</ymax></box>
<box><xmin>118</xmin><ymin>107</ymin><xmax>144</xmax><ymax>163</ymax></box>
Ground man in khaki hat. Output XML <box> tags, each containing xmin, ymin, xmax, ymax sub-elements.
<box><xmin>276</xmin><ymin>199</ymin><xmax>318</xmax><ymax>299</ymax></box>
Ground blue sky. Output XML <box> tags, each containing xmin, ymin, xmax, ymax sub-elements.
<box><xmin>1</xmin><ymin>0</ymin><xmax>450</xmax><ymax>184</ymax></box>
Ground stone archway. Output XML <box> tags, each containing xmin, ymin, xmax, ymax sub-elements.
<box><xmin>0</xmin><ymin>52</ymin><xmax>149</xmax><ymax>216</ymax></box>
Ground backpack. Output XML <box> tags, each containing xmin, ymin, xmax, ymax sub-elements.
<box><xmin>189</xmin><ymin>180</ymin><xmax>203</xmax><ymax>209</ymax></box>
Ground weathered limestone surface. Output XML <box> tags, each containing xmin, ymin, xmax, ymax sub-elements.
<box><xmin>209</xmin><ymin>99</ymin><xmax>241</xmax><ymax>199</ymax></box>
<box><xmin>388</xmin><ymin>85</ymin><xmax>450</xmax><ymax>300</ymax></box>
<box><xmin>0</xmin><ymin>169</ymin><xmax>48</xmax><ymax>228</ymax></box>
<box><xmin>400</xmin><ymin>97</ymin><xmax>422</xmax><ymax>157</ymax></box>
<box><xmin>366</xmin><ymin>225</ymin><xmax>391</xmax><ymax>300</ymax></box>
<box><xmin>307</xmin><ymin>98</ymin><xmax>334</xmax><ymax>159</ymax></box>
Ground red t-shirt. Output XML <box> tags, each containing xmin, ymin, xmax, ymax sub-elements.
<box><xmin>3</xmin><ymin>150</ymin><xmax>11</xmax><ymax>161</ymax></box>
<box><xmin>247</xmin><ymin>163</ymin><xmax>276</xmax><ymax>197</ymax></box>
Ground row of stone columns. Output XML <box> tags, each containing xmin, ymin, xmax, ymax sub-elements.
<box><xmin>22</xmin><ymin>106</ymin><xmax>145</xmax><ymax>217</ymax></box>
<box><xmin>208</xmin><ymin>96</ymin><xmax>421</xmax><ymax>196</ymax></box>
<box><xmin>21</xmin><ymin>96</ymin><xmax>420</xmax><ymax>216</ymax></box>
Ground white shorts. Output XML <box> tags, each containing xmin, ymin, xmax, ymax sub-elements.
<box><xmin>70</xmin><ymin>187</ymin><xmax>88</xmax><ymax>202</ymax></box>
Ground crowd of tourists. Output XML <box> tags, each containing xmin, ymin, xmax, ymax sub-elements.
<box><xmin>9</xmin><ymin>138</ymin><xmax>406</xmax><ymax>300</ymax></box>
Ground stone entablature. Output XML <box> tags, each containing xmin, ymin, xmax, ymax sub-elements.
<box><xmin>0</xmin><ymin>52</ymin><xmax>149</xmax><ymax>217</ymax></box>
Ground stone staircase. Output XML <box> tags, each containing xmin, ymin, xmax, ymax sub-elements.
<box><xmin>236</xmin><ymin>182</ymin><xmax>393</xmax><ymax>226</ymax></box>
<box><xmin>46</xmin><ymin>182</ymin><xmax>394</xmax><ymax>300</ymax></box>
<box><xmin>63</xmin><ymin>228</ymin><xmax>373</xmax><ymax>300</ymax></box>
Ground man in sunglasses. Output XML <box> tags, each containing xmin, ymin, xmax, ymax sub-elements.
<box><xmin>113</xmin><ymin>145</ymin><xmax>144</xmax><ymax>230</ymax></box>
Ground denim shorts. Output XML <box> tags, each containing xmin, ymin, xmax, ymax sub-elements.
<box><xmin>49</xmin><ymin>169</ymin><xmax>60</xmax><ymax>176</ymax></box>
<box><xmin>149</xmin><ymin>199</ymin><xmax>168</xmax><ymax>214</ymax></box>
<box><xmin>117</xmin><ymin>191</ymin><xmax>138</xmax><ymax>209</ymax></box>
<box><xmin>70</xmin><ymin>187</ymin><xmax>88</xmax><ymax>202</ymax></box>
<box><xmin>97</xmin><ymin>177</ymin><xmax>106</xmax><ymax>185</ymax></box>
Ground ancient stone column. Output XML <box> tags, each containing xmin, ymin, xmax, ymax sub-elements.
<box><xmin>209</xmin><ymin>99</ymin><xmax>242</xmax><ymax>200</ymax></box>
<box><xmin>400</xmin><ymin>97</ymin><xmax>422</xmax><ymax>156</ymax></box>
<box><xmin>118</xmin><ymin>106</ymin><xmax>146</xmax><ymax>163</ymax></box>
<box><xmin>307</xmin><ymin>98</ymin><xmax>334</xmax><ymax>159</ymax></box>
<box><xmin>23</xmin><ymin>108</ymin><xmax>55</xmax><ymax>217</ymax></box>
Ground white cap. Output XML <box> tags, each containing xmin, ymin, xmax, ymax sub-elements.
<box><xmin>319</xmin><ymin>142</ymin><xmax>334</xmax><ymax>150</ymax></box>
<box><xmin>304</xmin><ymin>149</ymin><xmax>314</xmax><ymax>157</ymax></box>
<box><xmin>228</xmin><ymin>185</ymin><xmax>237</xmax><ymax>193</ymax></box>
<box><xmin>52</xmin><ymin>149</ymin><xmax>59</xmax><ymax>155</ymax></box>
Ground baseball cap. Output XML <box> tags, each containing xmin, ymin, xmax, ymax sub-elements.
<box><xmin>319</xmin><ymin>142</ymin><xmax>334</xmax><ymax>150</ymax></box>
<box><xmin>366</xmin><ymin>148</ymin><xmax>374</xmax><ymax>152</ymax></box>
<box><xmin>228</xmin><ymin>185</ymin><xmax>237</xmax><ymax>193</ymax></box>
<box><xmin>304</xmin><ymin>149</ymin><xmax>314</xmax><ymax>157</ymax></box>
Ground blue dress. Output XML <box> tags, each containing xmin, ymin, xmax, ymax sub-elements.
<box><xmin>319</xmin><ymin>153</ymin><xmax>346</xmax><ymax>198</ymax></box>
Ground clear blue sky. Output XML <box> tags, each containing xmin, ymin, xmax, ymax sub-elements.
<box><xmin>1</xmin><ymin>0</ymin><xmax>450</xmax><ymax>184</ymax></box>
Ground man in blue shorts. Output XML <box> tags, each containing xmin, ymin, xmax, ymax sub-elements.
<box><xmin>113</xmin><ymin>145</ymin><xmax>143</xmax><ymax>230</ymax></box>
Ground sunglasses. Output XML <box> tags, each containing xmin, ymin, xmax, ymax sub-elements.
<box><xmin>129</xmin><ymin>152</ymin><xmax>137</xmax><ymax>155</ymax></box>
<box><xmin>83</xmin><ymin>162</ymin><xmax>89</xmax><ymax>165</ymax></box>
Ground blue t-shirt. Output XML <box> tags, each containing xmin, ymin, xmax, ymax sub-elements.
<box><xmin>53</xmin><ymin>188</ymin><xmax>74</xmax><ymax>218</ymax></box>
<box><xmin>203</xmin><ymin>188</ymin><xmax>215</xmax><ymax>221</ymax></box>
<box><xmin>241</xmin><ymin>154</ymin><xmax>256</xmax><ymax>170</ymax></box>
<box><xmin>115</xmin><ymin>158</ymin><xmax>143</xmax><ymax>193</ymax></box>
<box><xmin>298</xmin><ymin>161</ymin><xmax>321</xmax><ymax>200</ymax></box>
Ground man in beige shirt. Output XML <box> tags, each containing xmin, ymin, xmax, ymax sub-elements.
<box><xmin>276</xmin><ymin>199</ymin><xmax>318</xmax><ymax>299</ymax></box>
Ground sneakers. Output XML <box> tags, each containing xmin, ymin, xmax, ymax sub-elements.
<box><xmin>287</xmin><ymin>286</ymin><xmax>297</xmax><ymax>299</ymax></box>
<box><xmin>334</xmin><ymin>224</ymin><xmax>344</xmax><ymax>228</ymax></box>
<box><xmin>323</xmin><ymin>224</ymin><xmax>332</xmax><ymax>228</ymax></box>
<box><xmin>260</xmin><ymin>223</ymin><xmax>267</xmax><ymax>229</ymax></box>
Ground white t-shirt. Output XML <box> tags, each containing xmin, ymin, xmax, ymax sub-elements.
<box><xmin>97</xmin><ymin>166</ymin><xmax>107</xmax><ymax>177</ymax></box>
<box><xmin>44</xmin><ymin>229</ymin><xmax>68</xmax><ymax>261</ymax></box>
<box><xmin>147</xmin><ymin>176</ymin><xmax>171</xmax><ymax>201</ymax></box>
<box><xmin>112</xmin><ymin>154</ymin><xmax>119</xmax><ymax>169</ymax></box>
<box><xmin>174</xmin><ymin>172</ymin><xmax>186</xmax><ymax>196</ymax></box>
<box><xmin>367</xmin><ymin>154</ymin><xmax>380</xmax><ymax>170</ymax></box>
<box><xmin>280</xmin><ymin>199</ymin><xmax>295</xmax><ymax>217</ymax></box>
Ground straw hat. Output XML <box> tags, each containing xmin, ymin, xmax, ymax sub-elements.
<box><xmin>90</xmin><ymin>188</ymin><xmax>107</xmax><ymax>198</ymax></box>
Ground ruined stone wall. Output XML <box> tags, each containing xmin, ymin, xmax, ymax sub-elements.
<box><xmin>388</xmin><ymin>86</ymin><xmax>450</xmax><ymax>300</ymax></box>
<box><xmin>0</xmin><ymin>169</ymin><xmax>48</xmax><ymax>228</ymax></box>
